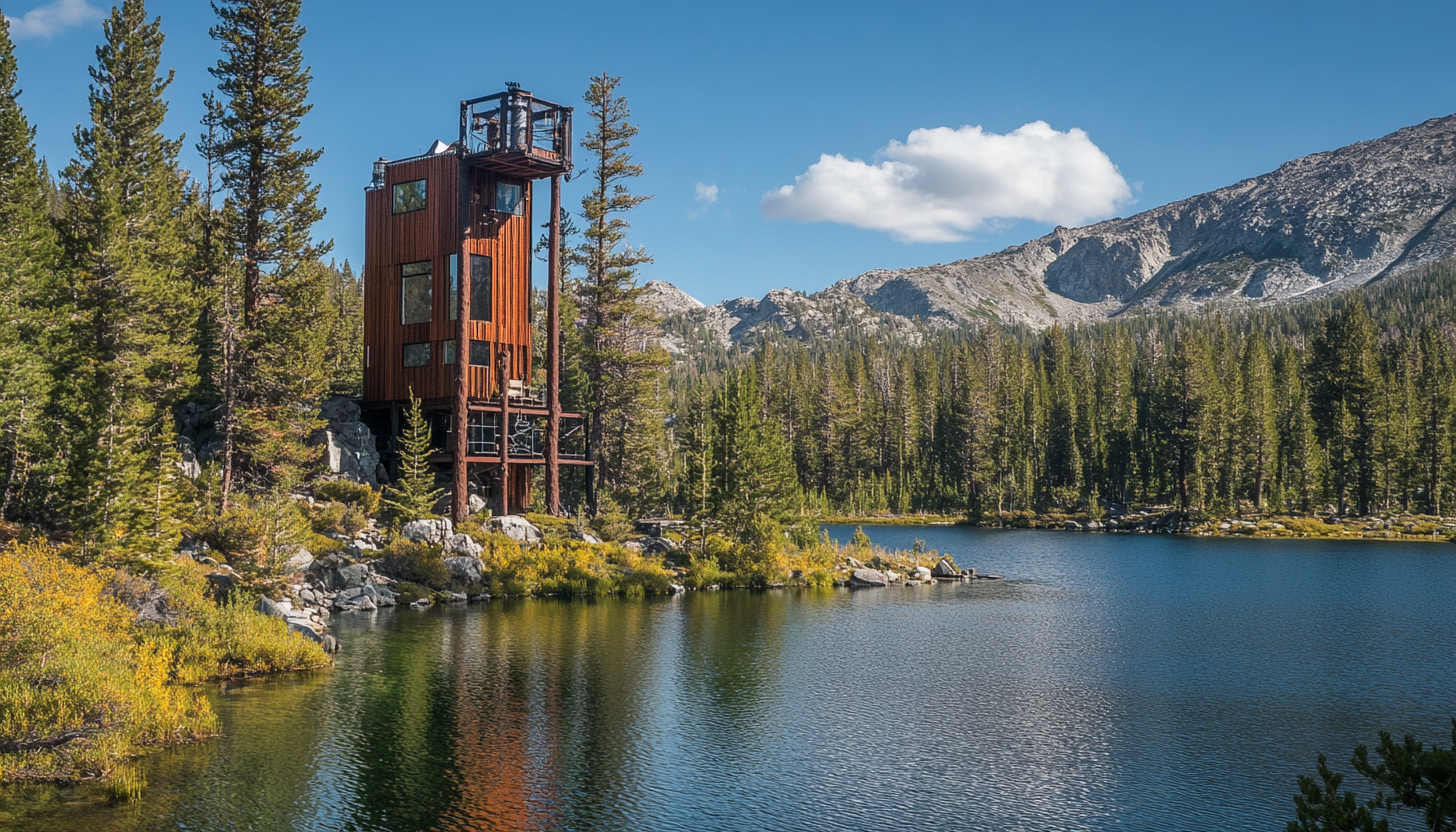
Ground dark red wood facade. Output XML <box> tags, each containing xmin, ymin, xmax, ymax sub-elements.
<box><xmin>361</xmin><ymin>88</ymin><xmax>584</xmax><ymax>517</ymax></box>
<box><xmin>363</xmin><ymin>152</ymin><xmax>534</xmax><ymax>404</ymax></box>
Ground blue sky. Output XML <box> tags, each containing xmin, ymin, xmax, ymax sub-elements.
<box><xmin>8</xmin><ymin>0</ymin><xmax>1456</xmax><ymax>304</ymax></box>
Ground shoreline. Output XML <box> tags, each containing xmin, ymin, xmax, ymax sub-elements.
<box><xmin>819</xmin><ymin>513</ymin><xmax>1456</xmax><ymax>544</ymax></box>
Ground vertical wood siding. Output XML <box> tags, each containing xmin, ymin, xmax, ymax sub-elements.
<box><xmin>363</xmin><ymin>155</ymin><xmax>535</xmax><ymax>405</ymax></box>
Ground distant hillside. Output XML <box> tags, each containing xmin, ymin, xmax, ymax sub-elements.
<box><xmin>658</xmin><ymin>113</ymin><xmax>1456</xmax><ymax>346</ymax></box>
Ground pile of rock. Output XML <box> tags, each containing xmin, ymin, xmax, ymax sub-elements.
<box><xmin>836</xmin><ymin>554</ymin><xmax>1002</xmax><ymax>588</ymax></box>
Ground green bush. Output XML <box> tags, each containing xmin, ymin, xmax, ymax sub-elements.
<box><xmin>380</xmin><ymin>538</ymin><xmax>449</xmax><ymax>588</ymax></box>
<box><xmin>315</xmin><ymin>479</ymin><xmax>380</xmax><ymax>514</ymax></box>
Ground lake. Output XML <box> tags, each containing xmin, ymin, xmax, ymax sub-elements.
<box><xmin>2</xmin><ymin>526</ymin><xmax>1453</xmax><ymax>831</ymax></box>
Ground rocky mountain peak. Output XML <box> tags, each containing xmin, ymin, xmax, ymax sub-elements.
<box><xmin>657</xmin><ymin>112</ymin><xmax>1456</xmax><ymax>347</ymax></box>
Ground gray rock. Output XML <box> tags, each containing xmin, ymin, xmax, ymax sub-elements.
<box><xmin>410</xmin><ymin>598</ymin><xmax>432</xmax><ymax>608</ymax></box>
<box><xmin>320</xmin><ymin>634</ymin><xmax>340</xmax><ymax>654</ymax></box>
<box><xmin>469</xmin><ymin>593</ymin><xmax>491</xmax><ymax>602</ymax></box>
<box><xmin>446</xmin><ymin>591</ymin><xmax>467</xmax><ymax>602</ymax></box>
<box><xmin>134</xmin><ymin>589</ymin><xmax>178</xmax><ymax>626</ymax></box>
<box><xmin>849</xmin><ymin>568</ymin><xmax>889</xmax><ymax>588</ymax></box>
<box><xmin>309</xmin><ymin>396</ymin><xmax>381</xmax><ymax>486</ymax></box>
<box><xmin>912</xmin><ymin>566</ymin><xmax>933</xmax><ymax>581</ymax></box>
<box><xmin>287</xmin><ymin>620</ymin><xmax>323</xmax><ymax>643</ymax></box>
<box><xmin>1065</xmin><ymin>520</ymin><xmax>1082</xmax><ymax>531</ymax></box>
<box><xmin>204</xmin><ymin>570</ymin><xmax>241</xmax><ymax>597</ymax></box>
<box><xmin>569</xmin><ymin>527</ymin><xmax>603</xmax><ymax>544</ymax></box>
<box><xmin>886</xmin><ymin>570</ymin><xmax>902</xmax><ymax>583</ymax></box>
<box><xmin>640</xmin><ymin>536</ymin><xmax>679</xmax><ymax>555</ymax></box>
<box><xmin>931</xmin><ymin>557</ymin><xmax>959</xmax><ymax>578</ymax></box>
<box><xmin>282</xmin><ymin>546</ymin><xmax>313</xmax><ymax>572</ymax></box>
<box><xmin>668</xmin><ymin>583</ymin><xmax>687</xmax><ymax>595</ymax></box>
<box><xmin>257</xmin><ymin>595</ymin><xmax>287</xmax><ymax>619</ymax></box>
<box><xmin>337</xmin><ymin>563</ymin><xmax>371</xmax><ymax>589</ymax></box>
<box><xmin>443</xmin><ymin>555</ymin><xmax>484</xmax><ymax>584</ymax></box>
<box><xmin>402</xmin><ymin>518</ymin><xmax>453</xmax><ymax>545</ymax></box>
<box><xmin>486</xmin><ymin>515</ymin><xmax>542</xmax><ymax>544</ymax></box>
<box><xmin>1085</xmin><ymin>520</ymin><xmax>1103</xmax><ymax>531</ymax></box>
<box><xmin>468</xmin><ymin>494</ymin><xmax>489</xmax><ymax>515</ymax></box>
<box><xmin>623</xmin><ymin>541</ymin><xmax>645</xmax><ymax>555</ymax></box>
<box><xmin>444</xmin><ymin>533</ymin><xmax>483</xmax><ymax>558</ymax></box>
<box><xmin>845</xmin><ymin>556</ymin><xmax>863</xmax><ymax>569</ymax></box>
<box><xmin>355</xmin><ymin>596</ymin><xmax>377</xmax><ymax>612</ymax></box>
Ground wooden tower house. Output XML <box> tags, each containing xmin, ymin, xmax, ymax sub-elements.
<box><xmin>361</xmin><ymin>85</ymin><xmax>588</xmax><ymax>521</ymax></box>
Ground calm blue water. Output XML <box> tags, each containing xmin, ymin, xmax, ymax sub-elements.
<box><xmin>2</xmin><ymin>526</ymin><xmax>1453</xmax><ymax>831</ymax></box>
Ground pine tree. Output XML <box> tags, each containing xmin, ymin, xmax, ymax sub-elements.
<box><xmin>709</xmin><ymin>366</ymin><xmax>798</xmax><ymax>535</ymax></box>
<box><xmin>1414</xmin><ymin>323</ymin><xmax>1453</xmax><ymax>515</ymax></box>
<box><xmin>574</xmin><ymin>73</ymin><xmax>667</xmax><ymax>514</ymax></box>
<box><xmin>0</xmin><ymin>14</ymin><xmax>61</xmax><ymax>523</ymax></box>
<box><xmin>58</xmin><ymin>0</ymin><xmax>197</xmax><ymax>554</ymax></box>
<box><xmin>1309</xmin><ymin>301</ymin><xmax>1379</xmax><ymax>515</ymax></box>
<box><xmin>382</xmin><ymin>393</ymin><xmax>441</xmax><ymax>523</ymax></box>
<box><xmin>1241</xmin><ymin>336</ymin><xmax>1277</xmax><ymax>511</ymax></box>
<box><xmin>207</xmin><ymin>0</ymin><xmax>331</xmax><ymax>499</ymax></box>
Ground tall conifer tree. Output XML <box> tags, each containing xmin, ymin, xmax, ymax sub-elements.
<box><xmin>59</xmin><ymin>0</ymin><xmax>197</xmax><ymax>554</ymax></box>
<box><xmin>0</xmin><ymin>14</ymin><xmax>60</xmax><ymax>523</ymax></box>
<box><xmin>574</xmin><ymin>73</ymin><xmax>667</xmax><ymax>513</ymax></box>
<box><xmin>207</xmin><ymin>0</ymin><xmax>330</xmax><ymax>499</ymax></box>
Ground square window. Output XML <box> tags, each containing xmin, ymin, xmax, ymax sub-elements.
<box><xmin>403</xmin><ymin>342</ymin><xmax>431</xmax><ymax>368</ymax></box>
<box><xmin>401</xmin><ymin>261</ymin><xmax>431</xmax><ymax>325</ymax></box>
<box><xmin>496</xmin><ymin>182</ymin><xmax>523</xmax><ymax>216</ymax></box>
<box><xmin>470</xmin><ymin>339</ymin><xmax>493</xmax><ymax>367</ymax></box>
<box><xmin>442</xmin><ymin>339</ymin><xmax>456</xmax><ymax>365</ymax></box>
<box><xmin>392</xmin><ymin>179</ymin><xmax>427</xmax><ymax>214</ymax></box>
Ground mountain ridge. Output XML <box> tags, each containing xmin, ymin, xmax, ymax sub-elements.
<box><xmin>651</xmin><ymin>113</ymin><xmax>1456</xmax><ymax>346</ymax></box>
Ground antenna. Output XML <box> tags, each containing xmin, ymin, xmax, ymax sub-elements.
<box><xmin>504</xmin><ymin>80</ymin><xmax>520</xmax><ymax>92</ymax></box>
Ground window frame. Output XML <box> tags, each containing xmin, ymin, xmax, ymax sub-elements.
<box><xmin>392</xmin><ymin>178</ymin><xmax>428</xmax><ymax>214</ymax></box>
<box><xmin>400</xmin><ymin>260</ymin><xmax>432</xmax><ymax>326</ymax></box>
<box><xmin>448</xmin><ymin>254</ymin><xmax>492</xmax><ymax>322</ymax></box>
<box><xmin>496</xmin><ymin>182</ymin><xmax>524</xmax><ymax>216</ymax></box>
<box><xmin>402</xmin><ymin>342</ymin><xmax>431</xmax><ymax>368</ymax></box>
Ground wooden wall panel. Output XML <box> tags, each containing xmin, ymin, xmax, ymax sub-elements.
<box><xmin>363</xmin><ymin>154</ymin><xmax>536</xmax><ymax>407</ymax></box>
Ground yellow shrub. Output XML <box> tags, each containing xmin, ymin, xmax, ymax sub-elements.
<box><xmin>0</xmin><ymin>544</ymin><xmax>217</xmax><ymax>782</ymax></box>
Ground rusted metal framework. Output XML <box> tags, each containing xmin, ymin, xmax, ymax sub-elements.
<box><xmin>362</xmin><ymin>86</ymin><xmax>582</xmax><ymax>522</ymax></box>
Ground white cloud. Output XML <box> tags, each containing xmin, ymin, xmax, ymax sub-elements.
<box><xmin>694</xmin><ymin>182</ymin><xmax>719</xmax><ymax>204</ymax></box>
<box><xmin>6</xmin><ymin>0</ymin><xmax>104</xmax><ymax>40</ymax></box>
<box><xmin>762</xmin><ymin>121</ymin><xmax>1132</xmax><ymax>243</ymax></box>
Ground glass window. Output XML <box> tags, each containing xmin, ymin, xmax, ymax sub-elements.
<box><xmin>403</xmin><ymin>342</ymin><xmax>430</xmax><ymax>368</ymax></box>
<box><xmin>496</xmin><ymin>182</ymin><xmax>523</xmax><ymax>216</ymax></box>
<box><xmin>401</xmin><ymin>261</ymin><xmax>431</xmax><ymax>325</ymax></box>
<box><xmin>470</xmin><ymin>339</ymin><xmax>492</xmax><ymax>367</ymax></box>
<box><xmin>448</xmin><ymin>254</ymin><xmax>458</xmax><ymax>321</ymax></box>
<box><xmin>392</xmin><ymin>179</ymin><xmax>427</xmax><ymax>214</ymax></box>
<box><xmin>442</xmin><ymin>339</ymin><xmax>456</xmax><ymax>365</ymax></box>
<box><xmin>448</xmin><ymin>254</ymin><xmax>491</xmax><ymax>321</ymax></box>
<box><xmin>471</xmin><ymin>254</ymin><xmax>491</xmax><ymax>322</ymax></box>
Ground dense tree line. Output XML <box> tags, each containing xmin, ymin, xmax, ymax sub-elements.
<box><xmin>664</xmin><ymin>262</ymin><xmax>1456</xmax><ymax>522</ymax></box>
<box><xmin>0</xmin><ymin>0</ymin><xmax>359</xmax><ymax>556</ymax></box>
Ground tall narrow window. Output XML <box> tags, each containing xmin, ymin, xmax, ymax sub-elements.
<box><xmin>449</xmin><ymin>254</ymin><xmax>491</xmax><ymax>321</ymax></box>
<box><xmin>471</xmin><ymin>254</ymin><xmax>492</xmax><ymax>322</ymax></box>
<box><xmin>496</xmin><ymin>182</ymin><xmax>523</xmax><ymax>216</ymax></box>
<box><xmin>442</xmin><ymin>339</ymin><xmax>456</xmax><ymax>365</ymax></box>
<box><xmin>448</xmin><ymin>254</ymin><xmax>458</xmax><ymax>321</ymax></box>
<box><xmin>392</xmin><ymin>178</ymin><xmax>427</xmax><ymax>214</ymax></box>
<box><xmin>401</xmin><ymin>261</ymin><xmax>432</xmax><ymax>325</ymax></box>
